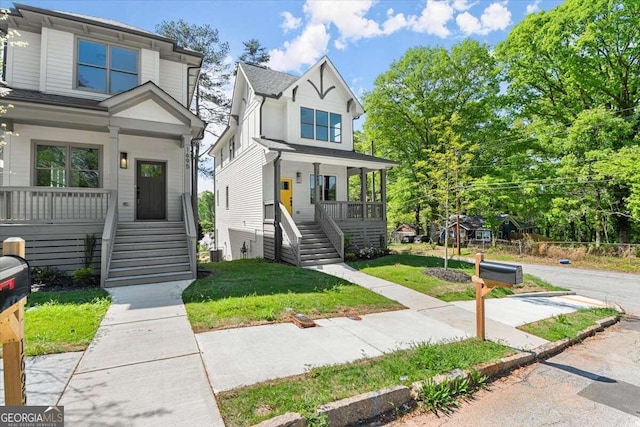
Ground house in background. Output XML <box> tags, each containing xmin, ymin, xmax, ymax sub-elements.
<box><xmin>441</xmin><ymin>215</ymin><xmax>491</xmax><ymax>245</ymax></box>
<box><xmin>209</xmin><ymin>58</ymin><xmax>396</xmax><ymax>266</ymax></box>
<box><xmin>0</xmin><ymin>3</ymin><xmax>204</xmax><ymax>286</ymax></box>
<box><xmin>391</xmin><ymin>223</ymin><xmax>417</xmax><ymax>244</ymax></box>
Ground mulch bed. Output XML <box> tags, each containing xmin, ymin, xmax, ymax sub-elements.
<box><xmin>422</xmin><ymin>268</ymin><xmax>471</xmax><ymax>283</ymax></box>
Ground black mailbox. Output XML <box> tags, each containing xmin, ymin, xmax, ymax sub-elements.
<box><xmin>0</xmin><ymin>256</ymin><xmax>31</xmax><ymax>313</ymax></box>
<box><xmin>479</xmin><ymin>261</ymin><xmax>522</xmax><ymax>285</ymax></box>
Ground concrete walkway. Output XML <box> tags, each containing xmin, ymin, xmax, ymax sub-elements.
<box><xmin>58</xmin><ymin>280</ymin><xmax>224</xmax><ymax>427</ymax></box>
<box><xmin>196</xmin><ymin>263</ymin><xmax>604</xmax><ymax>392</ymax></box>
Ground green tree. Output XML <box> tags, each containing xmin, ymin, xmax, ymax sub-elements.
<box><xmin>238</xmin><ymin>38</ymin><xmax>270</xmax><ymax>67</ymax></box>
<box><xmin>497</xmin><ymin>0</ymin><xmax>640</xmax><ymax>242</ymax></box>
<box><xmin>363</xmin><ymin>40</ymin><xmax>503</xmax><ymax>233</ymax></box>
<box><xmin>198</xmin><ymin>190</ymin><xmax>215</xmax><ymax>233</ymax></box>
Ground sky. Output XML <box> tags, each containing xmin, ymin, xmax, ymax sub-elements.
<box><xmin>3</xmin><ymin>0</ymin><xmax>565</xmax><ymax>192</ymax></box>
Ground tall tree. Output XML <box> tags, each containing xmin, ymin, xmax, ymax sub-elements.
<box><xmin>497</xmin><ymin>0</ymin><xmax>640</xmax><ymax>242</ymax></box>
<box><xmin>238</xmin><ymin>38</ymin><xmax>270</xmax><ymax>67</ymax></box>
<box><xmin>363</xmin><ymin>40</ymin><xmax>503</xmax><ymax>232</ymax></box>
<box><xmin>198</xmin><ymin>190</ymin><xmax>215</xmax><ymax>233</ymax></box>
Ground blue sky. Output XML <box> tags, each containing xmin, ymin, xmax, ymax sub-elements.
<box><xmin>4</xmin><ymin>0</ymin><xmax>564</xmax><ymax>191</ymax></box>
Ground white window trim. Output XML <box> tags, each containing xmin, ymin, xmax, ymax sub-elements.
<box><xmin>32</xmin><ymin>140</ymin><xmax>103</xmax><ymax>188</ymax></box>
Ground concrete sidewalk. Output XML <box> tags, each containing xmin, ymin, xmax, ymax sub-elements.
<box><xmin>58</xmin><ymin>280</ymin><xmax>224</xmax><ymax>427</ymax></box>
<box><xmin>197</xmin><ymin>263</ymin><xmax>604</xmax><ymax>393</ymax></box>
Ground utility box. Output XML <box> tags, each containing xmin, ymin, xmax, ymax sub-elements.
<box><xmin>479</xmin><ymin>261</ymin><xmax>522</xmax><ymax>285</ymax></box>
<box><xmin>210</xmin><ymin>249</ymin><xmax>223</xmax><ymax>262</ymax></box>
<box><xmin>0</xmin><ymin>256</ymin><xmax>31</xmax><ymax>313</ymax></box>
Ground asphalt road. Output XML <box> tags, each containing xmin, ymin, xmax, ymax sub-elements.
<box><xmin>518</xmin><ymin>262</ymin><xmax>640</xmax><ymax>316</ymax></box>
<box><xmin>393</xmin><ymin>318</ymin><xmax>640</xmax><ymax>426</ymax></box>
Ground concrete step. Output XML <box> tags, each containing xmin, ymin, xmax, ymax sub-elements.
<box><xmin>300</xmin><ymin>257</ymin><xmax>343</xmax><ymax>266</ymax></box>
<box><xmin>115</xmin><ymin>233</ymin><xmax>186</xmax><ymax>244</ymax></box>
<box><xmin>111</xmin><ymin>247</ymin><xmax>188</xmax><ymax>260</ymax></box>
<box><xmin>108</xmin><ymin>262</ymin><xmax>192</xmax><ymax>278</ymax></box>
<box><xmin>104</xmin><ymin>270</ymin><xmax>193</xmax><ymax>288</ymax></box>
<box><xmin>110</xmin><ymin>255</ymin><xmax>190</xmax><ymax>269</ymax></box>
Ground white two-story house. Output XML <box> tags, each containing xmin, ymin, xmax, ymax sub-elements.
<box><xmin>209</xmin><ymin>58</ymin><xmax>396</xmax><ymax>265</ymax></box>
<box><xmin>0</xmin><ymin>3</ymin><xmax>204</xmax><ymax>286</ymax></box>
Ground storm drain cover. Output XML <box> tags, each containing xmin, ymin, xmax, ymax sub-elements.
<box><xmin>578</xmin><ymin>379</ymin><xmax>640</xmax><ymax>417</ymax></box>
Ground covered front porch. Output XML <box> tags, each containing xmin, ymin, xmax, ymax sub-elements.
<box><xmin>258</xmin><ymin>138</ymin><xmax>395</xmax><ymax>266</ymax></box>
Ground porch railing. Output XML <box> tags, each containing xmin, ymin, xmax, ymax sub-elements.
<box><xmin>182</xmin><ymin>193</ymin><xmax>198</xmax><ymax>278</ymax></box>
<box><xmin>320</xmin><ymin>201</ymin><xmax>384</xmax><ymax>221</ymax></box>
<box><xmin>100</xmin><ymin>190</ymin><xmax>118</xmax><ymax>287</ymax></box>
<box><xmin>0</xmin><ymin>187</ymin><xmax>111</xmax><ymax>223</ymax></box>
<box><xmin>315</xmin><ymin>202</ymin><xmax>344</xmax><ymax>260</ymax></box>
<box><xmin>279</xmin><ymin>203</ymin><xmax>302</xmax><ymax>266</ymax></box>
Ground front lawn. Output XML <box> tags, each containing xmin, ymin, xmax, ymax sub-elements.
<box><xmin>183</xmin><ymin>259</ymin><xmax>404</xmax><ymax>332</ymax></box>
<box><xmin>518</xmin><ymin>308</ymin><xmax>620</xmax><ymax>341</ymax></box>
<box><xmin>25</xmin><ymin>288</ymin><xmax>111</xmax><ymax>356</ymax></box>
<box><xmin>218</xmin><ymin>339</ymin><xmax>512</xmax><ymax>426</ymax></box>
<box><xmin>349</xmin><ymin>254</ymin><xmax>566</xmax><ymax>302</ymax></box>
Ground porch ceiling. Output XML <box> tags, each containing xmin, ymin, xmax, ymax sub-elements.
<box><xmin>255</xmin><ymin>137</ymin><xmax>397</xmax><ymax>170</ymax></box>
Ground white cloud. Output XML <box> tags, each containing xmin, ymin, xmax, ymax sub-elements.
<box><xmin>408</xmin><ymin>0</ymin><xmax>454</xmax><ymax>38</ymax></box>
<box><xmin>456</xmin><ymin>2</ymin><xmax>511</xmax><ymax>35</ymax></box>
<box><xmin>268</xmin><ymin>23</ymin><xmax>330</xmax><ymax>72</ymax></box>
<box><xmin>452</xmin><ymin>0</ymin><xmax>477</xmax><ymax>11</ymax></box>
<box><xmin>526</xmin><ymin>0</ymin><xmax>541</xmax><ymax>14</ymax></box>
<box><xmin>280</xmin><ymin>11</ymin><xmax>302</xmax><ymax>33</ymax></box>
<box><xmin>382</xmin><ymin>9</ymin><xmax>409</xmax><ymax>35</ymax></box>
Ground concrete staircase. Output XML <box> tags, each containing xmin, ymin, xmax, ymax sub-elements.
<box><xmin>296</xmin><ymin>222</ymin><xmax>342</xmax><ymax>266</ymax></box>
<box><xmin>104</xmin><ymin>221</ymin><xmax>194</xmax><ymax>287</ymax></box>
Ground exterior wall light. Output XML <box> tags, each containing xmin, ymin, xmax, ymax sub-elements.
<box><xmin>120</xmin><ymin>152</ymin><xmax>128</xmax><ymax>169</ymax></box>
<box><xmin>296</xmin><ymin>171</ymin><xmax>302</xmax><ymax>183</ymax></box>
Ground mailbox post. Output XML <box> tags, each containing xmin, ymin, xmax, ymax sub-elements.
<box><xmin>1</xmin><ymin>238</ymin><xmax>31</xmax><ymax>405</ymax></box>
<box><xmin>472</xmin><ymin>253</ymin><xmax>522</xmax><ymax>340</ymax></box>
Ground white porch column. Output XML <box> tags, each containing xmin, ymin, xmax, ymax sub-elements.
<box><xmin>313</xmin><ymin>162</ymin><xmax>321</xmax><ymax>221</ymax></box>
<box><xmin>182</xmin><ymin>134</ymin><xmax>192</xmax><ymax>195</ymax></box>
<box><xmin>360</xmin><ymin>167</ymin><xmax>367</xmax><ymax>220</ymax></box>
<box><xmin>108</xmin><ymin>126</ymin><xmax>120</xmax><ymax>191</ymax></box>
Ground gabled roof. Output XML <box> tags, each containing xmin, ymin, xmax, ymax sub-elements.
<box><xmin>0</xmin><ymin>86</ymin><xmax>106</xmax><ymax>111</ymax></box>
<box><xmin>239</xmin><ymin>63</ymin><xmax>298</xmax><ymax>98</ymax></box>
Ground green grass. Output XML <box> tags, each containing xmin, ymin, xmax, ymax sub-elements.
<box><xmin>349</xmin><ymin>254</ymin><xmax>565</xmax><ymax>302</ymax></box>
<box><xmin>518</xmin><ymin>308</ymin><xmax>620</xmax><ymax>341</ymax></box>
<box><xmin>24</xmin><ymin>288</ymin><xmax>111</xmax><ymax>356</ymax></box>
<box><xmin>218</xmin><ymin>339</ymin><xmax>513</xmax><ymax>426</ymax></box>
<box><xmin>183</xmin><ymin>259</ymin><xmax>404</xmax><ymax>331</ymax></box>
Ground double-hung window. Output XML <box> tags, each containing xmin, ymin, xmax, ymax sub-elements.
<box><xmin>77</xmin><ymin>39</ymin><xmax>138</xmax><ymax>94</ymax></box>
<box><xmin>309</xmin><ymin>175</ymin><xmax>336</xmax><ymax>203</ymax></box>
<box><xmin>35</xmin><ymin>143</ymin><xmax>101</xmax><ymax>188</ymax></box>
<box><xmin>300</xmin><ymin>107</ymin><xmax>341</xmax><ymax>143</ymax></box>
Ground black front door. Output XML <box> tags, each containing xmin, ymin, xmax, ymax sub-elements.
<box><xmin>136</xmin><ymin>160</ymin><xmax>166</xmax><ymax>220</ymax></box>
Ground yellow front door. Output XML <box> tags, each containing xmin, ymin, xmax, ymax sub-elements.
<box><xmin>280</xmin><ymin>178</ymin><xmax>293</xmax><ymax>215</ymax></box>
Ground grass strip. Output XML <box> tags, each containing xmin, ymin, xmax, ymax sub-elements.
<box><xmin>24</xmin><ymin>288</ymin><xmax>111</xmax><ymax>356</ymax></box>
<box><xmin>184</xmin><ymin>259</ymin><xmax>404</xmax><ymax>331</ymax></box>
<box><xmin>518</xmin><ymin>308</ymin><xmax>620</xmax><ymax>341</ymax></box>
<box><xmin>218</xmin><ymin>339</ymin><xmax>512</xmax><ymax>426</ymax></box>
<box><xmin>349</xmin><ymin>254</ymin><xmax>565</xmax><ymax>301</ymax></box>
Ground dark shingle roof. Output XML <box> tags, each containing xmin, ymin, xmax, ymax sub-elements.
<box><xmin>240</xmin><ymin>63</ymin><xmax>298</xmax><ymax>98</ymax></box>
<box><xmin>254</xmin><ymin>137</ymin><xmax>397</xmax><ymax>166</ymax></box>
<box><xmin>0</xmin><ymin>87</ymin><xmax>107</xmax><ymax>111</ymax></box>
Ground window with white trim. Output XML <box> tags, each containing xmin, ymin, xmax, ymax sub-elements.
<box><xmin>225</xmin><ymin>186</ymin><xmax>229</xmax><ymax>210</ymax></box>
<box><xmin>77</xmin><ymin>39</ymin><xmax>138</xmax><ymax>94</ymax></box>
<box><xmin>300</xmin><ymin>107</ymin><xmax>341</xmax><ymax>143</ymax></box>
<box><xmin>310</xmin><ymin>175</ymin><xmax>336</xmax><ymax>203</ymax></box>
<box><xmin>34</xmin><ymin>143</ymin><xmax>101</xmax><ymax>188</ymax></box>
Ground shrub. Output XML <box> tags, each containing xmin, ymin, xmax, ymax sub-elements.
<box><xmin>72</xmin><ymin>267</ymin><xmax>96</xmax><ymax>287</ymax></box>
<box><xmin>31</xmin><ymin>266</ymin><xmax>68</xmax><ymax>285</ymax></box>
<box><xmin>344</xmin><ymin>252</ymin><xmax>357</xmax><ymax>262</ymax></box>
<box><xmin>356</xmin><ymin>246</ymin><xmax>390</xmax><ymax>260</ymax></box>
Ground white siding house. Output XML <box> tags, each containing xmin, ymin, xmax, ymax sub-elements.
<box><xmin>0</xmin><ymin>4</ymin><xmax>204</xmax><ymax>286</ymax></box>
<box><xmin>210</xmin><ymin>58</ymin><xmax>396</xmax><ymax>265</ymax></box>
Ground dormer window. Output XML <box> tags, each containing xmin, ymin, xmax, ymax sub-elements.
<box><xmin>77</xmin><ymin>39</ymin><xmax>139</xmax><ymax>94</ymax></box>
<box><xmin>300</xmin><ymin>107</ymin><xmax>341</xmax><ymax>143</ymax></box>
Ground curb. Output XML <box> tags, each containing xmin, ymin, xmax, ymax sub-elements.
<box><xmin>507</xmin><ymin>291</ymin><xmax>576</xmax><ymax>298</ymax></box>
<box><xmin>252</xmin><ymin>314</ymin><xmax>621</xmax><ymax>427</ymax></box>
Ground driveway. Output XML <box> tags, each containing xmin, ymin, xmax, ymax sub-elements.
<box><xmin>393</xmin><ymin>317</ymin><xmax>640</xmax><ymax>426</ymax></box>
<box><xmin>518</xmin><ymin>262</ymin><xmax>640</xmax><ymax>316</ymax></box>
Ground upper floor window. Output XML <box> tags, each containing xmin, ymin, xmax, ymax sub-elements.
<box><xmin>77</xmin><ymin>40</ymin><xmax>138</xmax><ymax>94</ymax></box>
<box><xmin>229</xmin><ymin>136</ymin><xmax>235</xmax><ymax>160</ymax></box>
<box><xmin>35</xmin><ymin>142</ymin><xmax>100</xmax><ymax>188</ymax></box>
<box><xmin>300</xmin><ymin>107</ymin><xmax>341</xmax><ymax>143</ymax></box>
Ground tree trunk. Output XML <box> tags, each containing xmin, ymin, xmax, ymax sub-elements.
<box><xmin>414</xmin><ymin>204</ymin><xmax>421</xmax><ymax>234</ymax></box>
